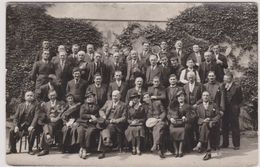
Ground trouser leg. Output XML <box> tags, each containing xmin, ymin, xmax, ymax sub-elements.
<box><xmin>222</xmin><ymin>112</ymin><xmax>230</xmax><ymax>146</ymax></box>
<box><xmin>230</xmin><ymin>112</ymin><xmax>240</xmax><ymax>147</ymax></box>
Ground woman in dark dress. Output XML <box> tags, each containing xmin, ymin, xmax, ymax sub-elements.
<box><xmin>125</xmin><ymin>93</ymin><xmax>146</xmax><ymax>155</ymax></box>
<box><xmin>167</xmin><ymin>90</ymin><xmax>196</xmax><ymax>157</ymax></box>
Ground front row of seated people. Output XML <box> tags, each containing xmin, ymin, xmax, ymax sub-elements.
<box><xmin>7</xmin><ymin>77</ymin><xmax>223</xmax><ymax>161</ymax></box>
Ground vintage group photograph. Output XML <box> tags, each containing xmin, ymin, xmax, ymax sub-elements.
<box><xmin>5</xmin><ymin>2</ymin><xmax>258</xmax><ymax>167</ymax></box>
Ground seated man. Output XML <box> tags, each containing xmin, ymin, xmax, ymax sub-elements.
<box><xmin>143</xmin><ymin>93</ymin><xmax>167</xmax><ymax>158</ymax></box>
<box><xmin>38</xmin><ymin>90</ymin><xmax>65</xmax><ymax>156</ymax></box>
<box><xmin>77</xmin><ymin>91</ymin><xmax>99</xmax><ymax>159</ymax></box>
<box><xmin>97</xmin><ymin>90</ymin><xmax>127</xmax><ymax>159</ymax></box>
<box><xmin>193</xmin><ymin>91</ymin><xmax>221</xmax><ymax>160</ymax></box>
<box><xmin>7</xmin><ymin>91</ymin><xmax>40</xmax><ymax>155</ymax></box>
<box><xmin>61</xmin><ymin>93</ymin><xmax>81</xmax><ymax>153</ymax></box>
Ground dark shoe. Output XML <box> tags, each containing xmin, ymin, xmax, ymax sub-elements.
<box><xmin>158</xmin><ymin>150</ymin><xmax>165</xmax><ymax>158</ymax></box>
<box><xmin>203</xmin><ymin>153</ymin><xmax>211</xmax><ymax>161</ymax></box>
<box><xmin>221</xmin><ymin>145</ymin><xmax>228</xmax><ymax>148</ymax></box>
<box><xmin>179</xmin><ymin>153</ymin><xmax>183</xmax><ymax>157</ymax></box>
<box><xmin>132</xmin><ymin>150</ymin><xmax>136</xmax><ymax>155</ymax></box>
<box><xmin>28</xmin><ymin>150</ymin><xmax>35</xmax><ymax>155</ymax></box>
<box><xmin>6</xmin><ymin>149</ymin><xmax>17</xmax><ymax>155</ymax></box>
<box><xmin>37</xmin><ymin>150</ymin><xmax>49</xmax><ymax>156</ymax></box>
<box><xmin>234</xmin><ymin>147</ymin><xmax>240</xmax><ymax>150</ymax></box>
<box><xmin>98</xmin><ymin>153</ymin><xmax>105</xmax><ymax>159</ymax></box>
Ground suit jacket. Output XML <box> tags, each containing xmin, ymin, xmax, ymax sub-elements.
<box><xmin>67</xmin><ymin>54</ymin><xmax>78</xmax><ymax>68</ymax></box>
<box><xmin>126</xmin><ymin>60</ymin><xmax>145</xmax><ymax>81</ymax></box>
<box><xmin>145</xmin><ymin>65</ymin><xmax>162</xmax><ymax>85</ymax></box>
<box><xmin>170</xmin><ymin>65</ymin><xmax>184</xmax><ymax>80</ymax></box>
<box><xmin>196</xmin><ymin>102</ymin><xmax>221</xmax><ymax>125</ymax></box>
<box><xmin>167</xmin><ymin>103</ymin><xmax>195</xmax><ymax>124</ymax></box>
<box><xmin>159</xmin><ymin>64</ymin><xmax>171</xmax><ymax>87</ymax></box>
<box><xmin>86</xmin><ymin>84</ymin><xmax>107</xmax><ymax>108</ymax></box>
<box><xmin>85</xmin><ymin>52</ymin><xmax>95</xmax><ymax>62</ymax></box>
<box><xmin>86</xmin><ymin>61</ymin><xmax>108</xmax><ymax>85</ymax></box>
<box><xmin>13</xmin><ymin>102</ymin><xmax>39</xmax><ymax>128</ymax></box>
<box><xmin>107</xmin><ymin>81</ymin><xmax>128</xmax><ymax>102</ymax></box>
<box><xmin>183</xmin><ymin>82</ymin><xmax>203</xmax><ymax>105</ymax></box>
<box><xmin>99</xmin><ymin>100</ymin><xmax>127</xmax><ymax>123</ymax></box>
<box><xmin>172</xmin><ymin>49</ymin><xmax>188</xmax><ymax>67</ymax></box>
<box><xmin>165</xmin><ymin>86</ymin><xmax>183</xmax><ymax>106</ymax></box>
<box><xmin>147</xmin><ymin>86</ymin><xmax>166</xmax><ymax>101</ymax></box>
<box><xmin>213</xmin><ymin>54</ymin><xmax>228</xmax><ymax>82</ymax></box>
<box><xmin>139</xmin><ymin>50</ymin><xmax>152</xmax><ymax>67</ymax></box>
<box><xmin>106</xmin><ymin>61</ymin><xmax>127</xmax><ymax>82</ymax></box>
<box><xmin>189</xmin><ymin>52</ymin><xmax>205</xmax><ymax>69</ymax></box>
<box><xmin>125</xmin><ymin>87</ymin><xmax>146</xmax><ymax>105</ymax></box>
<box><xmin>199</xmin><ymin>61</ymin><xmax>218</xmax><ymax>83</ymax></box>
<box><xmin>52</xmin><ymin>58</ymin><xmax>73</xmax><ymax>88</ymax></box>
<box><xmin>36</xmin><ymin>83</ymin><xmax>62</xmax><ymax>102</ymax></box>
<box><xmin>101</xmin><ymin>51</ymin><xmax>113</xmax><ymax>64</ymax></box>
<box><xmin>203</xmin><ymin>82</ymin><xmax>225</xmax><ymax>110</ymax></box>
<box><xmin>77</xmin><ymin>103</ymin><xmax>99</xmax><ymax>127</ymax></box>
<box><xmin>43</xmin><ymin>100</ymin><xmax>65</xmax><ymax>120</ymax></box>
<box><xmin>224</xmin><ymin>82</ymin><xmax>243</xmax><ymax>113</ymax></box>
<box><xmin>66</xmin><ymin>79</ymin><xmax>88</xmax><ymax>102</ymax></box>
<box><xmin>144</xmin><ymin>101</ymin><xmax>166</xmax><ymax>121</ymax></box>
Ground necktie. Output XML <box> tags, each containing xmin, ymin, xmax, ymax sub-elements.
<box><xmin>61</xmin><ymin>60</ymin><xmax>65</xmax><ymax>70</ymax></box>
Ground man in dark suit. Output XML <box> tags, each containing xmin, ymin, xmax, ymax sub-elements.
<box><xmin>107</xmin><ymin>71</ymin><xmax>128</xmax><ymax>102</ymax></box>
<box><xmin>97</xmin><ymin>90</ymin><xmax>127</xmax><ymax>159</ymax></box>
<box><xmin>143</xmin><ymin>93</ymin><xmax>167</xmax><ymax>158</ymax></box>
<box><xmin>172</xmin><ymin>40</ymin><xmax>188</xmax><ymax>67</ymax></box>
<box><xmin>146</xmin><ymin>54</ymin><xmax>162</xmax><ymax>87</ymax></box>
<box><xmin>169</xmin><ymin>56</ymin><xmax>184</xmax><ymax>80</ymax></box>
<box><xmin>38</xmin><ymin>90</ymin><xmax>65</xmax><ymax>156</ymax></box>
<box><xmin>125</xmin><ymin>77</ymin><xmax>146</xmax><ymax>105</ymax></box>
<box><xmin>101</xmin><ymin>43</ymin><xmax>113</xmax><ymax>64</ymax></box>
<box><xmin>193</xmin><ymin>91</ymin><xmax>221</xmax><ymax>160</ymax></box>
<box><xmin>212</xmin><ymin>45</ymin><xmax>228</xmax><ymax>82</ymax></box>
<box><xmin>86</xmin><ymin>52</ymin><xmax>108</xmax><ymax>85</ymax></box>
<box><xmin>85</xmin><ymin>44</ymin><xmax>95</xmax><ymax>63</ymax></box>
<box><xmin>159</xmin><ymin>54</ymin><xmax>171</xmax><ymax>87</ymax></box>
<box><xmin>165</xmin><ymin>74</ymin><xmax>183</xmax><ymax>107</ymax></box>
<box><xmin>106</xmin><ymin>52</ymin><xmax>126</xmax><ymax>82</ymax></box>
<box><xmin>35</xmin><ymin>40</ymin><xmax>56</xmax><ymax>62</ymax></box>
<box><xmin>52</xmin><ymin>51</ymin><xmax>73</xmax><ymax>99</ymax></box>
<box><xmin>66</xmin><ymin>67</ymin><xmax>88</xmax><ymax>103</ymax></box>
<box><xmin>147</xmin><ymin>76</ymin><xmax>166</xmax><ymax>103</ymax></box>
<box><xmin>221</xmin><ymin>72</ymin><xmax>243</xmax><ymax>150</ymax></box>
<box><xmin>157</xmin><ymin>41</ymin><xmax>171</xmax><ymax>61</ymax></box>
<box><xmin>86</xmin><ymin>73</ymin><xmax>108</xmax><ymax>108</ymax></box>
<box><xmin>139</xmin><ymin>41</ymin><xmax>152</xmax><ymax>67</ymax></box>
<box><xmin>7</xmin><ymin>91</ymin><xmax>40</xmax><ymax>155</ymax></box>
<box><xmin>189</xmin><ymin>45</ymin><xmax>204</xmax><ymax>69</ymax></box>
<box><xmin>36</xmin><ymin>74</ymin><xmax>62</xmax><ymax>102</ymax></box>
<box><xmin>68</xmin><ymin>44</ymin><xmax>80</xmax><ymax>67</ymax></box>
<box><xmin>199</xmin><ymin>51</ymin><xmax>218</xmax><ymax>84</ymax></box>
<box><xmin>126</xmin><ymin>50</ymin><xmax>145</xmax><ymax>88</ymax></box>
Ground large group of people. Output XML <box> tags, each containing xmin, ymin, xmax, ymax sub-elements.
<box><xmin>7</xmin><ymin>40</ymin><xmax>243</xmax><ymax>161</ymax></box>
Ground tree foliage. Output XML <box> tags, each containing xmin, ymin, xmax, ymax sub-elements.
<box><xmin>6</xmin><ymin>4</ymin><xmax>103</xmax><ymax>103</ymax></box>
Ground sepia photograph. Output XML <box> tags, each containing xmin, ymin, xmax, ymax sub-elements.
<box><xmin>5</xmin><ymin>1</ymin><xmax>258</xmax><ymax>166</ymax></box>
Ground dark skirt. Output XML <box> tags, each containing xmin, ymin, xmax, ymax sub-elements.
<box><xmin>169</xmin><ymin>125</ymin><xmax>185</xmax><ymax>141</ymax></box>
<box><xmin>125</xmin><ymin>125</ymin><xmax>145</xmax><ymax>142</ymax></box>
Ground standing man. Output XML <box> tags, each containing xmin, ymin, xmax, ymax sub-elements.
<box><xmin>221</xmin><ymin>72</ymin><xmax>243</xmax><ymax>150</ymax></box>
<box><xmin>68</xmin><ymin>44</ymin><xmax>80</xmax><ymax>67</ymax></box>
<box><xmin>86</xmin><ymin>73</ymin><xmax>108</xmax><ymax>108</ymax></box>
<box><xmin>212</xmin><ymin>45</ymin><xmax>228</xmax><ymax>82</ymax></box>
<box><xmin>146</xmin><ymin>54</ymin><xmax>162</xmax><ymax>87</ymax></box>
<box><xmin>189</xmin><ymin>45</ymin><xmax>204</xmax><ymax>69</ymax></box>
<box><xmin>159</xmin><ymin>54</ymin><xmax>172</xmax><ymax>87</ymax></box>
<box><xmin>35</xmin><ymin>40</ymin><xmax>56</xmax><ymax>62</ymax></box>
<box><xmin>85</xmin><ymin>44</ymin><xmax>95</xmax><ymax>62</ymax></box>
<box><xmin>157</xmin><ymin>41</ymin><xmax>171</xmax><ymax>61</ymax></box>
<box><xmin>7</xmin><ymin>91</ymin><xmax>40</xmax><ymax>155</ymax></box>
<box><xmin>139</xmin><ymin>41</ymin><xmax>152</xmax><ymax>67</ymax></box>
<box><xmin>107</xmin><ymin>52</ymin><xmax>126</xmax><ymax>82</ymax></box>
<box><xmin>66</xmin><ymin>67</ymin><xmax>88</xmax><ymax>103</ymax></box>
<box><xmin>172</xmin><ymin>40</ymin><xmax>188</xmax><ymax>67</ymax></box>
<box><xmin>101</xmin><ymin>42</ymin><xmax>113</xmax><ymax>64</ymax></box>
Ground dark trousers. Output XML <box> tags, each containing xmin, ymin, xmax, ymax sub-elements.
<box><xmin>222</xmin><ymin>110</ymin><xmax>240</xmax><ymax>147</ymax></box>
<box><xmin>199</xmin><ymin>122</ymin><xmax>220</xmax><ymax>151</ymax></box>
<box><xmin>9</xmin><ymin>125</ymin><xmax>40</xmax><ymax>151</ymax></box>
<box><xmin>77</xmin><ymin>126</ymin><xmax>98</xmax><ymax>149</ymax></box>
<box><xmin>151</xmin><ymin>122</ymin><xmax>167</xmax><ymax>150</ymax></box>
<box><xmin>40</xmin><ymin>121</ymin><xmax>63</xmax><ymax>151</ymax></box>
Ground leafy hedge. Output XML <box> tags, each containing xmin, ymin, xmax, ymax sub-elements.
<box><xmin>116</xmin><ymin>3</ymin><xmax>258</xmax><ymax>120</ymax></box>
<box><xmin>6</xmin><ymin>4</ymin><xmax>103</xmax><ymax>104</ymax></box>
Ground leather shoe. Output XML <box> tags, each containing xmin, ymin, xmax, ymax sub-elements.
<box><xmin>203</xmin><ymin>152</ymin><xmax>211</xmax><ymax>160</ymax></box>
<box><xmin>28</xmin><ymin>150</ymin><xmax>35</xmax><ymax>155</ymax></box>
<box><xmin>158</xmin><ymin>150</ymin><xmax>165</xmax><ymax>158</ymax></box>
<box><xmin>98</xmin><ymin>153</ymin><xmax>105</xmax><ymax>159</ymax></box>
<box><xmin>234</xmin><ymin>147</ymin><xmax>240</xmax><ymax>150</ymax></box>
<box><xmin>6</xmin><ymin>149</ymin><xmax>17</xmax><ymax>155</ymax></box>
<box><xmin>37</xmin><ymin>150</ymin><xmax>49</xmax><ymax>156</ymax></box>
<box><xmin>132</xmin><ymin>150</ymin><xmax>136</xmax><ymax>155</ymax></box>
<box><xmin>179</xmin><ymin>152</ymin><xmax>183</xmax><ymax>157</ymax></box>
<box><xmin>221</xmin><ymin>145</ymin><xmax>228</xmax><ymax>148</ymax></box>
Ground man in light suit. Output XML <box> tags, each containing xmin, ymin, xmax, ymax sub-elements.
<box><xmin>107</xmin><ymin>71</ymin><xmax>128</xmax><ymax>102</ymax></box>
<box><xmin>66</xmin><ymin>67</ymin><xmax>88</xmax><ymax>103</ymax></box>
<box><xmin>221</xmin><ymin>72</ymin><xmax>243</xmax><ymax>150</ymax></box>
<box><xmin>212</xmin><ymin>45</ymin><xmax>228</xmax><ymax>82</ymax></box>
<box><xmin>68</xmin><ymin>44</ymin><xmax>80</xmax><ymax>67</ymax></box>
<box><xmin>189</xmin><ymin>45</ymin><xmax>204</xmax><ymax>69</ymax></box>
<box><xmin>86</xmin><ymin>73</ymin><xmax>108</xmax><ymax>108</ymax></box>
<box><xmin>106</xmin><ymin>52</ymin><xmax>126</xmax><ymax>82</ymax></box>
<box><xmin>38</xmin><ymin>90</ymin><xmax>65</xmax><ymax>156</ymax></box>
<box><xmin>101</xmin><ymin>43</ymin><xmax>113</xmax><ymax>64</ymax></box>
<box><xmin>172</xmin><ymin>40</ymin><xmax>188</xmax><ymax>67</ymax></box>
<box><xmin>7</xmin><ymin>91</ymin><xmax>40</xmax><ymax>155</ymax></box>
<box><xmin>85</xmin><ymin>44</ymin><xmax>95</xmax><ymax>62</ymax></box>
<box><xmin>97</xmin><ymin>90</ymin><xmax>127</xmax><ymax>159</ymax></box>
<box><xmin>146</xmin><ymin>54</ymin><xmax>162</xmax><ymax>87</ymax></box>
